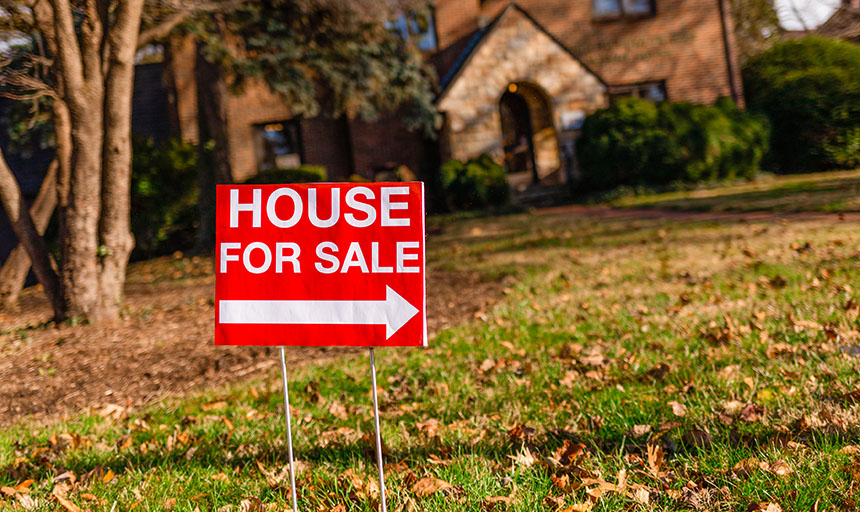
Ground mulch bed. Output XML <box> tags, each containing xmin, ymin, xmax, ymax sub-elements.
<box><xmin>0</xmin><ymin>265</ymin><xmax>501</xmax><ymax>426</ymax></box>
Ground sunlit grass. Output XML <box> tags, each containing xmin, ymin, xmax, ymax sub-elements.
<box><xmin>2</xmin><ymin>210</ymin><xmax>860</xmax><ymax>510</ymax></box>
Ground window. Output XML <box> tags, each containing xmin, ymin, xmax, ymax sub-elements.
<box><xmin>593</xmin><ymin>0</ymin><xmax>655</xmax><ymax>19</ymax></box>
<box><xmin>253</xmin><ymin>120</ymin><xmax>301</xmax><ymax>171</ymax></box>
<box><xmin>387</xmin><ymin>9</ymin><xmax>437</xmax><ymax>51</ymax></box>
<box><xmin>609</xmin><ymin>81</ymin><xmax>667</xmax><ymax>103</ymax></box>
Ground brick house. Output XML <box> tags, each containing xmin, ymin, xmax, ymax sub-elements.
<box><xmin>161</xmin><ymin>0</ymin><xmax>743</xmax><ymax>190</ymax></box>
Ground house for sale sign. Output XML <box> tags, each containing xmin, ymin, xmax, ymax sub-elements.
<box><xmin>215</xmin><ymin>182</ymin><xmax>426</xmax><ymax>347</ymax></box>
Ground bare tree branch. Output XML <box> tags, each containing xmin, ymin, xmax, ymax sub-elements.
<box><xmin>137</xmin><ymin>0</ymin><xmax>243</xmax><ymax>49</ymax></box>
<box><xmin>48</xmin><ymin>0</ymin><xmax>85</xmax><ymax>100</ymax></box>
<box><xmin>137</xmin><ymin>9</ymin><xmax>189</xmax><ymax>48</ymax></box>
<box><xmin>0</xmin><ymin>147</ymin><xmax>63</xmax><ymax>321</ymax></box>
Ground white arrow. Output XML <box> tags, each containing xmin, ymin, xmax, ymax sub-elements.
<box><xmin>219</xmin><ymin>286</ymin><xmax>419</xmax><ymax>339</ymax></box>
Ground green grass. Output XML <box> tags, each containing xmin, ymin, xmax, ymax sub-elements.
<box><xmin>4</xmin><ymin>211</ymin><xmax>860</xmax><ymax>511</ymax></box>
<box><xmin>606</xmin><ymin>169</ymin><xmax>860</xmax><ymax>213</ymax></box>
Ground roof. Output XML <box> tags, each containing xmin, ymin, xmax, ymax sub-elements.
<box><xmin>817</xmin><ymin>6</ymin><xmax>860</xmax><ymax>42</ymax></box>
<box><xmin>435</xmin><ymin>3</ymin><xmax>607</xmax><ymax>103</ymax></box>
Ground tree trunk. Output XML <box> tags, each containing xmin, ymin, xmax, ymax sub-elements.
<box><xmin>49</xmin><ymin>0</ymin><xmax>106</xmax><ymax>321</ymax></box>
<box><xmin>98</xmin><ymin>0</ymin><xmax>144</xmax><ymax>319</ymax></box>
<box><xmin>194</xmin><ymin>38</ymin><xmax>234</xmax><ymax>253</ymax></box>
<box><xmin>0</xmin><ymin>152</ymin><xmax>64</xmax><ymax>321</ymax></box>
<box><xmin>0</xmin><ymin>159</ymin><xmax>58</xmax><ymax>309</ymax></box>
<box><xmin>61</xmin><ymin>104</ymin><xmax>104</xmax><ymax>320</ymax></box>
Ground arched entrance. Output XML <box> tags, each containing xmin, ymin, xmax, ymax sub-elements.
<box><xmin>499</xmin><ymin>82</ymin><xmax>560</xmax><ymax>190</ymax></box>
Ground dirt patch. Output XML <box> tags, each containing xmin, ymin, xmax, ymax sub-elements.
<box><xmin>0</xmin><ymin>261</ymin><xmax>501</xmax><ymax>426</ymax></box>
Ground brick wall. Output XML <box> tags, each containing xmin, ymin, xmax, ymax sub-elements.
<box><xmin>348</xmin><ymin>114</ymin><xmax>426</xmax><ymax>179</ymax></box>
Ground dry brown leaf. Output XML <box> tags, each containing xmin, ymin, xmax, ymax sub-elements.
<box><xmin>647</xmin><ymin>443</ymin><xmax>664</xmax><ymax>477</ymax></box>
<box><xmin>740</xmin><ymin>404</ymin><xmax>764</xmax><ymax>423</ymax></box>
<box><xmin>748</xmin><ymin>502</ymin><xmax>782</xmax><ymax>512</ymax></box>
<box><xmin>412</xmin><ymin>477</ymin><xmax>452</xmax><ymax>497</ymax></box>
<box><xmin>766</xmin><ymin>460</ymin><xmax>793</xmax><ymax>477</ymax></box>
<box><xmin>416</xmin><ymin>419</ymin><xmax>441</xmax><ymax>437</ymax></box>
<box><xmin>733</xmin><ymin>457</ymin><xmax>761</xmax><ymax>476</ymax></box>
<box><xmin>16</xmin><ymin>494</ymin><xmax>37</xmax><ymax>511</ymax></box>
<box><xmin>559</xmin><ymin>371</ymin><xmax>577</xmax><ymax>388</ymax></box>
<box><xmin>668</xmin><ymin>401</ymin><xmax>687</xmax><ymax>417</ymax></box>
<box><xmin>14</xmin><ymin>480</ymin><xmax>33</xmax><ymax>492</ymax></box>
<box><xmin>163</xmin><ymin>497</ymin><xmax>177</xmax><ymax>510</ymax></box>
<box><xmin>631</xmin><ymin>424</ymin><xmax>651</xmax><ymax>437</ymax></box>
<box><xmin>102</xmin><ymin>469</ymin><xmax>115</xmax><ymax>484</ymax></box>
<box><xmin>632</xmin><ymin>488</ymin><xmax>650</xmax><ymax>505</ymax></box>
<box><xmin>201</xmin><ymin>401</ymin><xmax>228</xmax><ymax>412</ymax></box>
<box><xmin>560</xmin><ymin>504</ymin><xmax>593</xmax><ymax>512</ymax></box>
<box><xmin>328</xmin><ymin>401</ymin><xmax>349</xmax><ymax>420</ymax></box>
<box><xmin>53</xmin><ymin>493</ymin><xmax>81</xmax><ymax>512</ymax></box>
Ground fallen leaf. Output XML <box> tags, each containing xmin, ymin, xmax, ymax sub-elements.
<box><xmin>201</xmin><ymin>401</ymin><xmax>227</xmax><ymax>412</ymax></box>
<box><xmin>740</xmin><ymin>403</ymin><xmax>764</xmax><ymax>422</ymax></box>
<box><xmin>647</xmin><ymin>443</ymin><xmax>664</xmax><ymax>477</ymax></box>
<box><xmin>766</xmin><ymin>460</ymin><xmax>793</xmax><ymax>477</ymax></box>
<box><xmin>163</xmin><ymin>498</ymin><xmax>177</xmax><ymax>510</ymax></box>
<box><xmin>509</xmin><ymin>446</ymin><xmax>536</xmax><ymax>468</ymax></box>
<box><xmin>102</xmin><ymin>469</ymin><xmax>115</xmax><ymax>484</ymax></box>
<box><xmin>560</xmin><ymin>504</ymin><xmax>593</xmax><ymax>512</ymax></box>
<box><xmin>328</xmin><ymin>401</ymin><xmax>349</xmax><ymax>420</ymax></box>
<box><xmin>633</xmin><ymin>488</ymin><xmax>650</xmax><ymax>505</ymax></box>
<box><xmin>631</xmin><ymin>424</ymin><xmax>651</xmax><ymax>437</ymax></box>
<box><xmin>747</xmin><ymin>502</ymin><xmax>782</xmax><ymax>512</ymax></box>
<box><xmin>412</xmin><ymin>477</ymin><xmax>452</xmax><ymax>497</ymax></box>
<box><xmin>14</xmin><ymin>480</ymin><xmax>33</xmax><ymax>492</ymax></box>
<box><xmin>16</xmin><ymin>494</ymin><xmax>37</xmax><ymax>511</ymax></box>
<box><xmin>668</xmin><ymin>401</ymin><xmax>687</xmax><ymax>417</ymax></box>
<box><xmin>53</xmin><ymin>493</ymin><xmax>81</xmax><ymax>512</ymax></box>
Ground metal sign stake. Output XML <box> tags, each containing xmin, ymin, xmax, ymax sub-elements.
<box><xmin>279</xmin><ymin>347</ymin><xmax>299</xmax><ymax>512</ymax></box>
<box><xmin>369</xmin><ymin>348</ymin><xmax>388</xmax><ymax>512</ymax></box>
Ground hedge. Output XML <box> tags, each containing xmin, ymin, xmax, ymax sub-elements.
<box><xmin>742</xmin><ymin>36</ymin><xmax>860</xmax><ymax>172</ymax></box>
<box><xmin>576</xmin><ymin>97</ymin><xmax>769</xmax><ymax>192</ymax></box>
<box><xmin>440</xmin><ymin>153</ymin><xmax>510</xmax><ymax>210</ymax></box>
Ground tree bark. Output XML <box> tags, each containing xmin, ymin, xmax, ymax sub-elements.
<box><xmin>50</xmin><ymin>0</ymin><xmax>105</xmax><ymax>320</ymax></box>
<box><xmin>0</xmin><ymin>159</ymin><xmax>57</xmax><ymax>309</ymax></box>
<box><xmin>194</xmin><ymin>38</ymin><xmax>234</xmax><ymax>253</ymax></box>
<box><xmin>98</xmin><ymin>0</ymin><xmax>144</xmax><ymax>319</ymax></box>
<box><xmin>0</xmin><ymin>152</ymin><xmax>64</xmax><ymax>321</ymax></box>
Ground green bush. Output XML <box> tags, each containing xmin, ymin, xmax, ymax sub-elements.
<box><xmin>742</xmin><ymin>36</ymin><xmax>860</xmax><ymax>172</ymax></box>
<box><xmin>131</xmin><ymin>136</ymin><xmax>198</xmax><ymax>259</ymax></box>
<box><xmin>242</xmin><ymin>165</ymin><xmax>327</xmax><ymax>184</ymax></box>
<box><xmin>576</xmin><ymin>97</ymin><xmax>769</xmax><ymax>192</ymax></box>
<box><xmin>440</xmin><ymin>153</ymin><xmax>510</xmax><ymax>210</ymax></box>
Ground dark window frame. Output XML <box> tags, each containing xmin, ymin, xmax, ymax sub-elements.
<box><xmin>592</xmin><ymin>0</ymin><xmax>656</xmax><ymax>21</ymax></box>
<box><xmin>252</xmin><ymin>119</ymin><xmax>303</xmax><ymax>172</ymax></box>
<box><xmin>608</xmin><ymin>80</ymin><xmax>668</xmax><ymax>103</ymax></box>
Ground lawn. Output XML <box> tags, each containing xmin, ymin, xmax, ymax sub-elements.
<box><xmin>607</xmin><ymin>169</ymin><xmax>860</xmax><ymax>213</ymax></box>
<box><xmin>2</xmin><ymin>208</ymin><xmax>860</xmax><ymax>511</ymax></box>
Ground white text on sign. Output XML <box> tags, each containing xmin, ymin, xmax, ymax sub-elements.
<box><xmin>221</xmin><ymin>186</ymin><xmax>421</xmax><ymax>275</ymax></box>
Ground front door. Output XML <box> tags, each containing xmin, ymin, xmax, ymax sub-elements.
<box><xmin>499</xmin><ymin>90</ymin><xmax>538</xmax><ymax>189</ymax></box>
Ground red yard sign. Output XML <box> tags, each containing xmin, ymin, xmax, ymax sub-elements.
<box><xmin>215</xmin><ymin>182</ymin><xmax>426</xmax><ymax>347</ymax></box>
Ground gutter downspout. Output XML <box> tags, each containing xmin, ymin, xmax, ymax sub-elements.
<box><xmin>717</xmin><ymin>0</ymin><xmax>743</xmax><ymax>106</ymax></box>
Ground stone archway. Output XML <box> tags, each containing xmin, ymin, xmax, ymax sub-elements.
<box><xmin>499</xmin><ymin>82</ymin><xmax>560</xmax><ymax>190</ymax></box>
